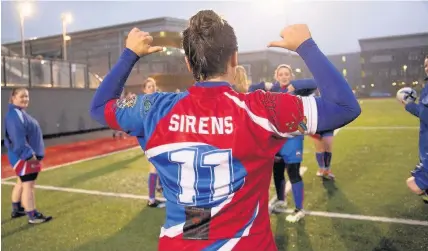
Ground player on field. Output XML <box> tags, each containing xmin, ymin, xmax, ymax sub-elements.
<box><xmin>312</xmin><ymin>130</ymin><xmax>335</xmax><ymax>179</ymax></box>
<box><xmin>5</xmin><ymin>87</ymin><xmax>52</xmax><ymax>224</ymax></box>
<box><xmin>249</xmin><ymin>65</ymin><xmax>317</xmax><ymax>222</ymax></box>
<box><xmin>90</xmin><ymin>10</ymin><xmax>361</xmax><ymax>250</ymax></box>
<box><xmin>403</xmin><ymin>55</ymin><xmax>428</xmax><ymax>204</ymax></box>
<box><xmin>142</xmin><ymin>78</ymin><xmax>165</xmax><ymax>208</ymax></box>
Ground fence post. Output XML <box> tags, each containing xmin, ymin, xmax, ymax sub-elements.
<box><xmin>108</xmin><ymin>51</ymin><xmax>112</xmax><ymax>70</ymax></box>
<box><xmin>69</xmin><ymin>62</ymin><xmax>72</xmax><ymax>88</ymax></box>
<box><xmin>2</xmin><ymin>56</ymin><xmax>7</xmax><ymax>86</ymax></box>
<box><xmin>28</xmin><ymin>57</ymin><xmax>32</xmax><ymax>87</ymax></box>
<box><xmin>50</xmin><ymin>60</ymin><xmax>54</xmax><ymax>87</ymax></box>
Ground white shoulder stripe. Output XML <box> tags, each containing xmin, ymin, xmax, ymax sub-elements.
<box><xmin>14</xmin><ymin>109</ymin><xmax>24</xmax><ymax>123</ymax></box>
<box><xmin>300</xmin><ymin>96</ymin><xmax>318</xmax><ymax>135</ymax></box>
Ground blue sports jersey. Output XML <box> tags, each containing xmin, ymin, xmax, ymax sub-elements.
<box><xmin>405</xmin><ymin>80</ymin><xmax>428</xmax><ymax>190</ymax></box>
<box><xmin>4</xmin><ymin>104</ymin><xmax>44</xmax><ymax>176</ymax></box>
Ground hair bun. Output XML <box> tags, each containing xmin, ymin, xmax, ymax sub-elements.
<box><xmin>189</xmin><ymin>10</ymin><xmax>224</xmax><ymax>35</ymax></box>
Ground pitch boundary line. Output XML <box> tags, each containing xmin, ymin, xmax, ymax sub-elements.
<box><xmin>343</xmin><ymin>126</ymin><xmax>418</xmax><ymax>130</ymax></box>
<box><xmin>1</xmin><ymin>181</ymin><xmax>427</xmax><ymax>227</ymax></box>
<box><xmin>1</xmin><ymin>146</ymin><xmax>140</xmax><ymax>181</ymax></box>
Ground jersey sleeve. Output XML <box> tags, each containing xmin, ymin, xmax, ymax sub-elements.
<box><xmin>290</xmin><ymin>79</ymin><xmax>317</xmax><ymax>91</ymax></box>
<box><xmin>6</xmin><ymin>112</ymin><xmax>34</xmax><ymax>160</ymax></box>
<box><xmin>251</xmin><ymin>90</ymin><xmax>317</xmax><ymax>137</ymax></box>
<box><xmin>103</xmin><ymin>93</ymin><xmax>161</xmax><ymax>136</ymax></box>
<box><xmin>248</xmin><ymin>82</ymin><xmax>266</xmax><ymax>92</ymax></box>
<box><xmin>405</xmin><ymin>102</ymin><xmax>420</xmax><ymax>118</ymax></box>
<box><xmin>420</xmin><ymin>94</ymin><xmax>428</xmax><ymax>125</ymax></box>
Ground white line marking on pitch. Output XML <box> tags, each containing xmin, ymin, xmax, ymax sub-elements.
<box><xmin>1</xmin><ymin>146</ymin><xmax>140</xmax><ymax>182</ymax></box>
<box><xmin>1</xmin><ymin>181</ymin><xmax>166</xmax><ymax>201</ymax></box>
<box><xmin>270</xmin><ymin>207</ymin><xmax>428</xmax><ymax>226</ymax></box>
<box><xmin>2</xmin><ymin>181</ymin><xmax>426</xmax><ymax>227</ymax></box>
<box><xmin>343</xmin><ymin>126</ymin><xmax>418</xmax><ymax>130</ymax></box>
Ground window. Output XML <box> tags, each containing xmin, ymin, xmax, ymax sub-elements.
<box><xmin>160</xmin><ymin>31</ymin><xmax>166</xmax><ymax>37</ymax></box>
<box><xmin>408</xmin><ymin>52</ymin><xmax>419</xmax><ymax>61</ymax></box>
<box><xmin>379</xmin><ymin>69</ymin><xmax>389</xmax><ymax>77</ymax></box>
<box><xmin>242</xmin><ymin>64</ymin><xmax>252</xmax><ymax>76</ymax></box>
<box><xmin>151</xmin><ymin>62</ymin><xmax>166</xmax><ymax>73</ymax></box>
<box><xmin>342</xmin><ymin>69</ymin><xmax>347</xmax><ymax>77</ymax></box>
<box><xmin>342</xmin><ymin>56</ymin><xmax>346</xmax><ymax>62</ymax></box>
<box><xmin>369</xmin><ymin>55</ymin><xmax>393</xmax><ymax>63</ymax></box>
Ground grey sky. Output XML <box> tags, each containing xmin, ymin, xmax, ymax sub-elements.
<box><xmin>2</xmin><ymin>0</ymin><xmax>428</xmax><ymax>55</ymax></box>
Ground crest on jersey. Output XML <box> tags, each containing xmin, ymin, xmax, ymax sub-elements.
<box><xmin>297</xmin><ymin>116</ymin><xmax>308</xmax><ymax>133</ymax></box>
<box><xmin>143</xmin><ymin>99</ymin><xmax>152</xmax><ymax>113</ymax></box>
<box><xmin>116</xmin><ymin>95</ymin><xmax>137</xmax><ymax>109</ymax></box>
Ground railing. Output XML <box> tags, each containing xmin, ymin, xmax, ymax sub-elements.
<box><xmin>1</xmin><ymin>55</ymin><xmax>103</xmax><ymax>89</ymax></box>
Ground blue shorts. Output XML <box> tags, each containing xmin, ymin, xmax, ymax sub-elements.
<box><xmin>414</xmin><ymin>157</ymin><xmax>428</xmax><ymax>190</ymax></box>
<box><xmin>310</xmin><ymin>130</ymin><xmax>334</xmax><ymax>140</ymax></box>
<box><xmin>276</xmin><ymin>135</ymin><xmax>304</xmax><ymax>164</ymax></box>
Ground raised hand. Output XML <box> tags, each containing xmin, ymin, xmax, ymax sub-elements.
<box><xmin>126</xmin><ymin>28</ymin><xmax>163</xmax><ymax>57</ymax></box>
<box><xmin>268</xmin><ymin>24</ymin><xmax>312</xmax><ymax>51</ymax></box>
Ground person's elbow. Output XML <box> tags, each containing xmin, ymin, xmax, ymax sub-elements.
<box><xmin>348</xmin><ymin>99</ymin><xmax>362</xmax><ymax>121</ymax></box>
<box><xmin>89</xmin><ymin>100</ymin><xmax>107</xmax><ymax>126</ymax></box>
<box><xmin>342</xmin><ymin>99</ymin><xmax>361</xmax><ymax>125</ymax></box>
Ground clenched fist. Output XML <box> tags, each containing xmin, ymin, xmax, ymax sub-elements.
<box><xmin>126</xmin><ymin>28</ymin><xmax>163</xmax><ymax>57</ymax></box>
<box><xmin>268</xmin><ymin>24</ymin><xmax>312</xmax><ymax>51</ymax></box>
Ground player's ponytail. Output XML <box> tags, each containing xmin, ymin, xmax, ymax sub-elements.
<box><xmin>234</xmin><ymin>65</ymin><xmax>249</xmax><ymax>93</ymax></box>
<box><xmin>182</xmin><ymin>10</ymin><xmax>238</xmax><ymax>82</ymax></box>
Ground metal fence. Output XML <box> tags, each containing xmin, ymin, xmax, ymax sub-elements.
<box><xmin>1</xmin><ymin>56</ymin><xmax>102</xmax><ymax>89</ymax></box>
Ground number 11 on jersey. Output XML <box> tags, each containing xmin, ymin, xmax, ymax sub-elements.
<box><xmin>169</xmin><ymin>148</ymin><xmax>234</xmax><ymax>205</ymax></box>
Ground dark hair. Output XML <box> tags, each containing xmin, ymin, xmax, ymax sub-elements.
<box><xmin>182</xmin><ymin>10</ymin><xmax>238</xmax><ymax>81</ymax></box>
<box><xmin>9</xmin><ymin>87</ymin><xmax>28</xmax><ymax>103</ymax></box>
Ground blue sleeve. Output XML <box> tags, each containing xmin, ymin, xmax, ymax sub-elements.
<box><xmin>90</xmin><ymin>48</ymin><xmax>140</xmax><ymax>126</ymax></box>
<box><xmin>6</xmin><ymin>113</ymin><xmax>34</xmax><ymax>160</ymax></box>
<box><xmin>248</xmin><ymin>82</ymin><xmax>266</xmax><ymax>92</ymax></box>
<box><xmin>296</xmin><ymin>39</ymin><xmax>361</xmax><ymax>132</ymax></box>
<box><xmin>420</xmin><ymin>95</ymin><xmax>428</xmax><ymax>125</ymax></box>
<box><xmin>291</xmin><ymin>79</ymin><xmax>317</xmax><ymax>91</ymax></box>
<box><xmin>405</xmin><ymin>102</ymin><xmax>420</xmax><ymax>118</ymax></box>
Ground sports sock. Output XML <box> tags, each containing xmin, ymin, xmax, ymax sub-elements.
<box><xmin>316</xmin><ymin>152</ymin><xmax>325</xmax><ymax>169</ymax></box>
<box><xmin>324</xmin><ymin>152</ymin><xmax>332</xmax><ymax>170</ymax></box>
<box><xmin>148</xmin><ymin>173</ymin><xmax>158</xmax><ymax>202</ymax></box>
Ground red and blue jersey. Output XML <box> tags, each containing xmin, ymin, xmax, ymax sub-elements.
<box><xmin>90</xmin><ymin>38</ymin><xmax>360</xmax><ymax>250</ymax></box>
<box><xmin>102</xmin><ymin>82</ymin><xmax>317</xmax><ymax>249</ymax></box>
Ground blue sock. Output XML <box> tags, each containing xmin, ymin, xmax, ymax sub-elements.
<box><xmin>316</xmin><ymin>152</ymin><xmax>325</xmax><ymax>169</ymax></box>
<box><xmin>324</xmin><ymin>152</ymin><xmax>332</xmax><ymax>170</ymax></box>
<box><xmin>12</xmin><ymin>201</ymin><xmax>22</xmax><ymax>211</ymax></box>
<box><xmin>157</xmin><ymin>177</ymin><xmax>163</xmax><ymax>189</ymax></box>
<box><xmin>291</xmin><ymin>181</ymin><xmax>304</xmax><ymax>210</ymax></box>
<box><xmin>26</xmin><ymin>210</ymin><xmax>37</xmax><ymax>220</ymax></box>
<box><xmin>148</xmin><ymin>173</ymin><xmax>158</xmax><ymax>201</ymax></box>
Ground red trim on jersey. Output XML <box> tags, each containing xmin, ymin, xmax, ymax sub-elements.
<box><xmin>104</xmin><ymin>99</ymin><xmax>122</xmax><ymax>130</ymax></box>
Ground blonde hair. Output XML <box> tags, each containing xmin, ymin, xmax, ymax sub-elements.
<box><xmin>274</xmin><ymin>64</ymin><xmax>294</xmax><ymax>81</ymax></box>
<box><xmin>9</xmin><ymin>87</ymin><xmax>28</xmax><ymax>103</ymax></box>
<box><xmin>142</xmin><ymin>77</ymin><xmax>157</xmax><ymax>93</ymax></box>
<box><xmin>234</xmin><ymin>65</ymin><xmax>249</xmax><ymax>93</ymax></box>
